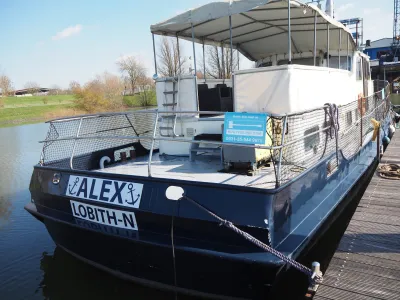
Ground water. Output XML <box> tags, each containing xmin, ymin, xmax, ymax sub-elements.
<box><xmin>0</xmin><ymin>123</ymin><xmax>371</xmax><ymax>300</ymax></box>
<box><xmin>0</xmin><ymin>123</ymin><xmax>176</xmax><ymax>300</ymax></box>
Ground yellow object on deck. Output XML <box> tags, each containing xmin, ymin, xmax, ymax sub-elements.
<box><xmin>370</xmin><ymin>118</ymin><xmax>380</xmax><ymax>141</ymax></box>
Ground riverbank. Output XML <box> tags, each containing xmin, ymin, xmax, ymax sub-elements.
<box><xmin>0</xmin><ymin>94</ymin><xmax>155</xmax><ymax>128</ymax></box>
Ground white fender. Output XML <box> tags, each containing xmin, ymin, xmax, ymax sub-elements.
<box><xmin>99</xmin><ymin>156</ymin><xmax>111</xmax><ymax>169</ymax></box>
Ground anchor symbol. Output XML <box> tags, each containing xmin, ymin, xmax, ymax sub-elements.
<box><xmin>68</xmin><ymin>177</ymin><xmax>79</xmax><ymax>195</ymax></box>
<box><xmin>125</xmin><ymin>183</ymin><xmax>140</xmax><ymax>206</ymax></box>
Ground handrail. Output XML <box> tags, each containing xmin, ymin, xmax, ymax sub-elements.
<box><xmin>69</xmin><ymin>117</ymin><xmax>83</xmax><ymax>169</ymax></box>
<box><xmin>148</xmin><ymin>112</ymin><xmax>159</xmax><ymax>177</ymax></box>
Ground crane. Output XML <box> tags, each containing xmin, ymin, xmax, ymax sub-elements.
<box><xmin>394</xmin><ymin>0</ymin><xmax>400</xmax><ymax>46</ymax></box>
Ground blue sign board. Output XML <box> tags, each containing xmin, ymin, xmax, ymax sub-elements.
<box><xmin>223</xmin><ymin>112</ymin><xmax>267</xmax><ymax>145</ymax></box>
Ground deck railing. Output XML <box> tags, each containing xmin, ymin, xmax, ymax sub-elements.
<box><xmin>39</xmin><ymin>80</ymin><xmax>391</xmax><ymax>188</ymax></box>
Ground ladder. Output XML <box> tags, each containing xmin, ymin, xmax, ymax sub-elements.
<box><xmin>159</xmin><ymin>76</ymin><xmax>182</xmax><ymax>137</ymax></box>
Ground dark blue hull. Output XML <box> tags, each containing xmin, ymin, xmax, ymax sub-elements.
<box><xmin>26</xmin><ymin>129</ymin><xmax>386</xmax><ymax>298</ymax></box>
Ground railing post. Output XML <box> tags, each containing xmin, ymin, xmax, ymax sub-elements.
<box><xmin>70</xmin><ymin>118</ymin><xmax>83</xmax><ymax>169</ymax></box>
<box><xmin>276</xmin><ymin>116</ymin><xmax>288</xmax><ymax>187</ymax></box>
<box><xmin>377</xmin><ymin>124</ymin><xmax>381</xmax><ymax>162</ymax></box>
<box><xmin>148</xmin><ymin>111</ymin><xmax>159</xmax><ymax>177</ymax></box>
<box><xmin>360</xmin><ymin>103</ymin><xmax>363</xmax><ymax>147</ymax></box>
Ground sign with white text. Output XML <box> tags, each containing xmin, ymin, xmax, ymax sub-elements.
<box><xmin>223</xmin><ymin>112</ymin><xmax>267</xmax><ymax>145</ymax></box>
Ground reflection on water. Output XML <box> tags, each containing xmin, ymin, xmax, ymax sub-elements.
<box><xmin>38</xmin><ymin>247</ymin><xmax>175</xmax><ymax>300</ymax></box>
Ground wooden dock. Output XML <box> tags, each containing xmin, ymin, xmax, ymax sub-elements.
<box><xmin>314</xmin><ymin>133</ymin><xmax>400</xmax><ymax>300</ymax></box>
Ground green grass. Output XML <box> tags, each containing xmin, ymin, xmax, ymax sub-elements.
<box><xmin>0</xmin><ymin>93</ymin><xmax>157</xmax><ymax>128</ymax></box>
<box><xmin>0</xmin><ymin>95</ymin><xmax>78</xmax><ymax>127</ymax></box>
<box><xmin>3</xmin><ymin>94</ymin><xmax>74</xmax><ymax>108</ymax></box>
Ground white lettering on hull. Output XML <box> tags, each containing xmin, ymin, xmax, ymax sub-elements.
<box><xmin>70</xmin><ymin>200</ymin><xmax>138</xmax><ymax>231</ymax></box>
<box><xmin>66</xmin><ymin>175</ymin><xmax>143</xmax><ymax>209</ymax></box>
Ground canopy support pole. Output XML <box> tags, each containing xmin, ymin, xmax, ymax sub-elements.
<box><xmin>229</xmin><ymin>15</ymin><xmax>233</xmax><ymax>78</ymax></box>
<box><xmin>327</xmin><ymin>23</ymin><xmax>330</xmax><ymax>68</ymax></box>
<box><xmin>237</xmin><ymin>47</ymin><xmax>240</xmax><ymax>70</ymax></box>
<box><xmin>339</xmin><ymin>30</ymin><xmax>341</xmax><ymax>68</ymax></box>
<box><xmin>152</xmin><ymin>33</ymin><xmax>157</xmax><ymax>75</ymax></box>
<box><xmin>191</xmin><ymin>23</ymin><xmax>197</xmax><ymax>76</ymax></box>
<box><xmin>221</xmin><ymin>44</ymin><xmax>225</xmax><ymax>79</ymax></box>
<box><xmin>191</xmin><ymin>22</ymin><xmax>199</xmax><ymax>107</ymax></box>
<box><xmin>288</xmin><ymin>0</ymin><xmax>292</xmax><ymax>63</ymax></box>
<box><xmin>313</xmin><ymin>11</ymin><xmax>317</xmax><ymax>66</ymax></box>
<box><xmin>176</xmin><ymin>35</ymin><xmax>181</xmax><ymax>75</ymax></box>
<box><xmin>202</xmin><ymin>40</ymin><xmax>206</xmax><ymax>82</ymax></box>
<box><xmin>347</xmin><ymin>34</ymin><xmax>349</xmax><ymax>70</ymax></box>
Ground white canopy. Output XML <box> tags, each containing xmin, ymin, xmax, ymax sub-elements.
<box><xmin>150</xmin><ymin>0</ymin><xmax>356</xmax><ymax>61</ymax></box>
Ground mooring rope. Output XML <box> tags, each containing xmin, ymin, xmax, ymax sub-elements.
<box><xmin>179</xmin><ymin>194</ymin><xmax>323</xmax><ymax>285</ymax></box>
<box><xmin>377</xmin><ymin>164</ymin><xmax>400</xmax><ymax>180</ymax></box>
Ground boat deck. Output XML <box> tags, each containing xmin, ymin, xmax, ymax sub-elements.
<box><xmin>96</xmin><ymin>153</ymin><xmax>285</xmax><ymax>189</ymax></box>
<box><xmin>314</xmin><ymin>132</ymin><xmax>400</xmax><ymax>299</ymax></box>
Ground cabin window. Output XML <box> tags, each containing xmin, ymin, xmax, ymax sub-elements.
<box><xmin>330</xmin><ymin>56</ymin><xmax>352</xmax><ymax>71</ymax></box>
<box><xmin>356</xmin><ymin>57</ymin><xmax>362</xmax><ymax>80</ymax></box>
<box><xmin>346</xmin><ymin>111</ymin><xmax>353</xmax><ymax>126</ymax></box>
<box><xmin>304</xmin><ymin>126</ymin><xmax>320</xmax><ymax>152</ymax></box>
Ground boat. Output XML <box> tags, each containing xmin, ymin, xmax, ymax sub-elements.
<box><xmin>25</xmin><ymin>1</ymin><xmax>393</xmax><ymax>299</ymax></box>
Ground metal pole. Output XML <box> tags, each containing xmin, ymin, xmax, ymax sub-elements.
<box><xmin>237</xmin><ymin>47</ymin><xmax>240</xmax><ymax>70</ymax></box>
<box><xmin>148</xmin><ymin>112</ymin><xmax>159</xmax><ymax>177</ymax></box>
<box><xmin>276</xmin><ymin>116</ymin><xmax>288</xmax><ymax>187</ymax></box>
<box><xmin>288</xmin><ymin>0</ymin><xmax>292</xmax><ymax>63</ymax></box>
<box><xmin>339</xmin><ymin>30</ymin><xmax>341</xmax><ymax>68</ymax></box>
<box><xmin>70</xmin><ymin>118</ymin><xmax>83</xmax><ymax>169</ymax></box>
<box><xmin>313</xmin><ymin>11</ymin><xmax>317</xmax><ymax>66</ymax></box>
<box><xmin>152</xmin><ymin>33</ymin><xmax>157</xmax><ymax>75</ymax></box>
<box><xmin>327</xmin><ymin>23</ymin><xmax>330</xmax><ymax>68</ymax></box>
<box><xmin>221</xmin><ymin>44</ymin><xmax>225</xmax><ymax>78</ymax></box>
<box><xmin>356</xmin><ymin>22</ymin><xmax>358</xmax><ymax>47</ymax></box>
<box><xmin>202</xmin><ymin>40</ymin><xmax>206</xmax><ymax>82</ymax></box>
<box><xmin>176</xmin><ymin>35</ymin><xmax>181</xmax><ymax>74</ymax></box>
<box><xmin>191</xmin><ymin>23</ymin><xmax>197</xmax><ymax>76</ymax></box>
<box><xmin>347</xmin><ymin>34</ymin><xmax>349</xmax><ymax>70</ymax></box>
<box><xmin>191</xmin><ymin>22</ymin><xmax>199</xmax><ymax>108</ymax></box>
<box><xmin>229</xmin><ymin>15</ymin><xmax>233</xmax><ymax>78</ymax></box>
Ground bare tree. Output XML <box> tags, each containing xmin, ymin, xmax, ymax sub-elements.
<box><xmin>116</xmin><ymin>55</ymin><xmax>146</xmax><ymax>95</ymax></box>
<box><xmin>200</xmin><ymin>46</ymin><xmax>239</xmax><ymax>79</ymax></box>
<box><xmin>49</xmin><ymin>84</ymin><xmax>61</xmax><ymax>95</ymax></box>
<box><xmin>24</xmin><ymin>81</ymin><xmax>40</xmax><ymax>95</ymax></box>
<box><xmin>157</xmin><ymin>37</ymin><xmax>187</xmax><ymax>77</ymax></box>
<box><xmin>69</xmin><ymin>80</ymin><xmax>81</xmax><ymax>94</ymax></box>
<box><xmin>0</xmin><ymin>74</ymin><xmax>13</xmax><ymax>96</ymax></box>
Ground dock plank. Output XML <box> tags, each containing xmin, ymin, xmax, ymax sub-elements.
<box><xmin>315</xmin><ymin>132</ymin><xmax>400</xmax><ymax>300</ymax></box>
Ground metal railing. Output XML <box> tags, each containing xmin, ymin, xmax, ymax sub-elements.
<box><xmin>39</xmin><ymin>81</ymin><xmax>391</xmax><ymax>188</ymax></box>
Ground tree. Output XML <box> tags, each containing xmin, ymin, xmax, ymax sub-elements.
<box><xmin>24</xmin><ymin>81</ymin><xmax>40</xmax><ymax>95</ymax></box>
<box><xmin>73</xmin><ymin>72</ymin><xmax>124</xmax><ymax>112</ymax></box>
<box><xmin>116</xmin><ymin>55</ymin><xmax>146</xmax><ymax>95</ymax></box>
<box><xmin>137</xmin><ymin>76</ymin><xmax>155</xmax><ymax>107</ymax></box>
<box><xmin>157</xmin><ymin>37</ymin><xmax>187</xmax><ymax>77</ymax></box>
<box><xmin>49</xmin><ymin>84</ymin><xmax>61</xmax><ymax>95</ymax></box>
<box><xmin>0</xmin><ymin>74</ymin><xmax>13</xmax><ymax>97</ymax></box>
<box><xmin>69</xmin><ymin>81</ymin><xmax>81</xmax><ymax>94</ymax></box>
<box><xmin>201</xmin><ymin>46</ymin><xmax>239</xmax><ymax>79</ymax></box>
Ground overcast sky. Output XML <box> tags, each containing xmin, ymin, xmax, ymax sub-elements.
<box><xmin>0</xmin><ymin>0</ymin><xmax>393</xmax><ymax>89</ymax></box>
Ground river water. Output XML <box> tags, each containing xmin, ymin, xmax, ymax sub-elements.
<box><xmin>0</xmin><ymin>123</ymin><xmax>178</xmax><ymax>300</ymax></box>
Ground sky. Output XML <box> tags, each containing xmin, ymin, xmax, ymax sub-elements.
<box><xmin>0</xmin><ymin>0</ymin><xmax>394</xmax><ymax>89</ymax></box>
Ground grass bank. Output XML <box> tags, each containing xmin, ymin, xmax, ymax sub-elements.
<box><xmin>0</xmin><ymin>94</ymin><xmax>156</xmax><ymax>128</ymax></box>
